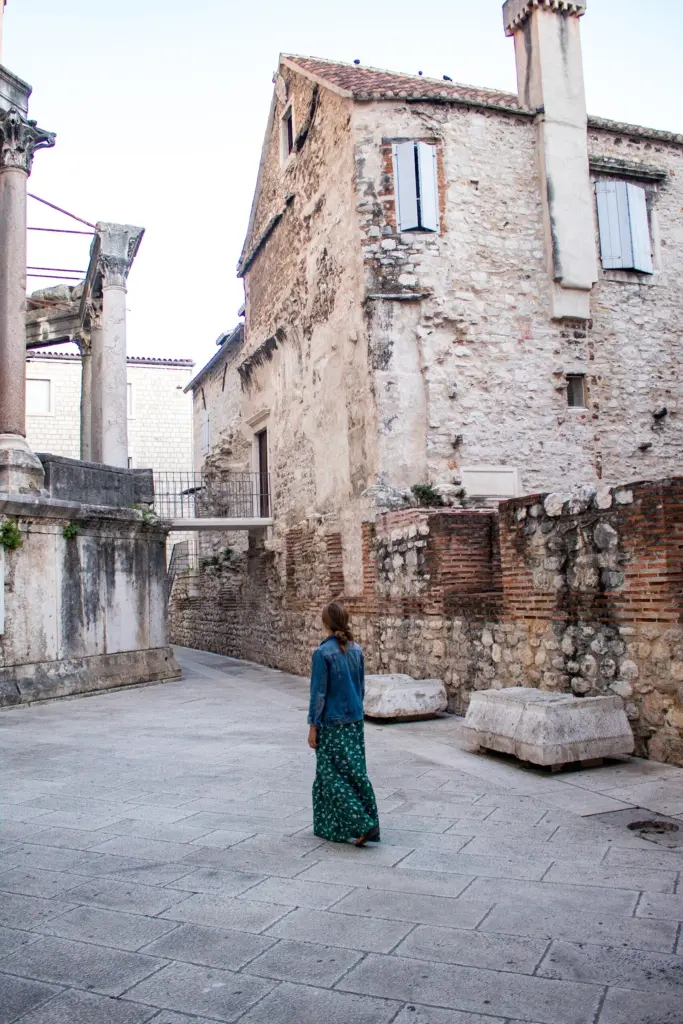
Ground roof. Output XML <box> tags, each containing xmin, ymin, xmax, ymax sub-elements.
<box><xmin>185</xmin><ymin>324</ymin><xmax>245</xmax><ymax>393</ymax></box>
<box><xmin>26</xmin><ymin>351</ymin><xmax>194</xmax><ymax>368</ymax></box>
<box><xmin>282</xmin><ymin>55</ymin><xmax>683</xmax><ymax>144</ymax></box>
<box><xmin>281</xmin><ymin>55</ymin><xmax>527</xmax><ymax>114</ymax></box>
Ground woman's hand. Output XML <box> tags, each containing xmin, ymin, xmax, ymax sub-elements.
<box><xmin>308</xmin><ymin>725</ymin><xmax>318</xmax><ymax>750</ymax></box>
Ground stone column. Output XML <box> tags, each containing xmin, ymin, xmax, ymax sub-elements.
<box><xmin>77</xmin><ymin>331</ymin><xmax>93</xmax><ymax>461</ymax></box>
<box><xmin>0</xmin><ymin>100</ymin><xmax>55</xmax><ymax>491</ymax></box>
<box><xmin>89</xmin><ymin>223</ymin><xmax>143</xmax><ymax>468</ymax></box>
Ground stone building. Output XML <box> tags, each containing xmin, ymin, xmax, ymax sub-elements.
<box><xmin>172</xmin><ymin>1</ymin><xmax>683</xmax><ymax>764</ymax></box>
<box><xmin>25</xmin><ymin>349</ymin><xmax>194</xmax><ymax>473</ymax></box>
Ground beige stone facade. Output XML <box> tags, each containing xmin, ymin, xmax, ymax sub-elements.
<box><xmin>26</xmin><ymin>351</ymin><xmax>194</xmax><ymax>472</ymax></box>
<box><xmin>175</xmin><ymin>5</ymin><xmax>683</xmax><ymax>765</ymax></box>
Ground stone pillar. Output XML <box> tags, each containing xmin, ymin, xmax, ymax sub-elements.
<box><xmin>0</xmin><ymin>88</ymin><xmax>55</xmax><ymax>491</ymax></box>
<box><xmin>88</xmin><ymin>223</ymin><xmax>143</xmax><ymax>468</ymax></box>
<box><xmin>503</xmin><ymin>0</ymin><xmax>597</xmax><ymax>320</ymax></box>
<box><xmin>77</xmin><ymin>332</ymin><xmax>93</xmax><ymax>461</ymax></box>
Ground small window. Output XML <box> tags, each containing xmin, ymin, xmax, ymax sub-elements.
<box><xmin>281</xmin><ymin>107</ymin><xmax>294</xmax><ymax>160</ymax></box>
<box><xmin>393</xmin><ymin>141</ymin><xmax>439</xmax><ymax>232</ymax></box>
<box><xmin>127</xmin><ymin>382</ymin><xmax>134</xmax><ymax>419</ymax></box>
<box><xmin>567</xmin><ymin>375</ymin><xmax>586</xmax><ymax>408</ymax></box>
<box><xmin>127</xmin><ymin>455</ymin><xmax>134</xmax><ymax>469</ymax></box>
<box><xmin>595</xmin><ymin>180</ymin><xmax>653</xmax><ymax>273</ymax></box>
<box><xmin>200</xmin><ymin>412</ymin><xmax>211</xmax><ymax>456</ymax></box>
<box><xmin>26</xmin><ymin>378</ymin><xmax>52</xmax><ymax>416</ymax></box>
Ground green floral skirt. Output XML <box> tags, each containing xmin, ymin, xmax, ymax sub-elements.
<box><xmin>313</xmin><ymin>720</ymin><xmax>380</xmax><ymax>843</ymax></box>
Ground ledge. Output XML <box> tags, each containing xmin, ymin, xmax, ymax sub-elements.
<box><xmin>171</xmin><ymin>518</ymin><xmax>274</xmax><ymax>531</ymax></box>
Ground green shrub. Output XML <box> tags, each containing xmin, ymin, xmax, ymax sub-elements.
<box><xmin>0</xmin><ymin>520</ymin><xmax>22</xmax><ymax>551</ymax></box>
<box><xmin>411</xmin><ymin>483</ymin><xmax>445</xmax><ymax>508</ymax></box>
<box><xmin>62</xmin><ymin>523</ymin><xmax>80</xmax><ymax>540</ymax></box>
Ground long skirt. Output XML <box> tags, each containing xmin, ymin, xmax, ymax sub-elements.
<box><xmin>312</xmin><ymin>721</ymin><xmax>380</xmax><ymax>843</ymax></box>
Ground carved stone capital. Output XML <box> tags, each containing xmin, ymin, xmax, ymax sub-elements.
<box><xmin>82</xmin><ymin>297</ymin><xmax>102</xmax><ymax>333</ymax></box>
<box><xmin>0</xmin><ymin>107</ymin><xmax>55</xmax><ymax>174</ymax></box>
<box><xmin>503</xmin><ymin>0</ymin><xmax>586</xmax><ymax>36</ymax></box>
<box><xmin>94</xmin><ymin>223</ymin><xmax>144</xmax><ymax>289</ymax></box>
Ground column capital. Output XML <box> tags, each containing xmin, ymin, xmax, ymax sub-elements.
<box><xmin>503</xmin><ymin>0</ymin><xmax>586</xmax><ymax>36</ymax></box>
<box><xmin>95</xmin><ymin>223</ymin><xmax>144</xmax><ymax>288</ymax></box>
<box><xmin>0</xmin><ymin>107</ymin><xmax>55</xmax><ymax>174</ymax></box>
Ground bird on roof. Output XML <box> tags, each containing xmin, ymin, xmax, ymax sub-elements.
<box><xmin>443</xmin><ymin>74</ymin><xmax>453</xmax><ymax>81</ymax></box>
<box><xmin>353</xmin><ymin>59</ymin><xmax>361</xmax><ymax>65</ymax></box>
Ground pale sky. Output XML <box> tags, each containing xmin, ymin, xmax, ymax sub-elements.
<box><xmin>8</xmin><ymin>0</ymin><xmax>682</xmax><ymax>371</ymax></box>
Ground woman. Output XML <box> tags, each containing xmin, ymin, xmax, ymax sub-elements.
<box><xmin>308</xmin><ymin>602</ymin><xmax>380</xmax><ymax>846</ymax></box>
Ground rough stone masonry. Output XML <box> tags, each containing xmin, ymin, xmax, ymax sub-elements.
<box><xmin>171</xmin><ymin>476</ymin><xmax>683</xmax><ymax>767</ymax></box>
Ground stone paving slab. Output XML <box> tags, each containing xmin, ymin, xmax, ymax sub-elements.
<box><xmin>0</xmin><ymin>933</ymin><xmax>165</xmax><ymax>996</ymax></box>
<box><xmin>123</xmin><ymin>960</ymin><xmax>275</xmax><ymax>1021</ymax></box>
<box><xmin>40</xmin><ymin>905</ymin><xmax>178</xmax><ymax>952</ymax></box>
<box><xmin>479</xmin><ymin>901</ymin><xmax>679</xmax><ymax>951</ymax></box>
<box><xmin>244</xmin><ymin>938</ymin><xmax>362</xmax><ymax>987</ymax></box>
<box><xmin>139</xmin><ymin>923</ymin><xmax>276</xmax><ymax>972</ymax></box>
<box><xmin>537</xmin><ymin>939</ymin><xmax>683</xmax><ymax>993</ymax></box>
<box><xmin>336</xmin><ymin>952</ymin><xmax>604</xmax><ymax>1024</ymax></box>
<box><xmin>239</xmin><ymin>982</ymin><xmax>402</xmax><ymax>1024</ymax></box>
<box><xmin>1</xmin><ymin>645</ymin><xmax>681</xmax><ymax>1024</ymax></box>
<box><xmin>10</xmin><ymin>989</ymin><xmax>157</xmax><ymax>1024</ymax></box>
<box><xmin>394</xmin><ymin>923</ymin><xmax>549</xmax><ymax>973</ymax></box>
<box><xmin>266</xmin><ymin>906</ymin><xmax>415</xmax><ymax>953</ymax></box>
<box><xmin>0</xmin><ymin>975</ymin><xmax>61</xmax><ymax>1024</ymax></box>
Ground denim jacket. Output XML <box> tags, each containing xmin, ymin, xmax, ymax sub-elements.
<box><xmin>308</xmin><ymin>636</ymin><xmax>365</xmax><ymax>727</ymax></box>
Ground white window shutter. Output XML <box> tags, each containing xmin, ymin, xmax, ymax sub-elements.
<box><xmin>201</xmin><ymin>413</ymin><xmax>210</xmax><ymax>455</ymax></box>
<box><xmin>416</xmin><ymin>142</ymin><xmax>439</xmax><ymax>232</ymax></box>
<box><xmin>393</xmin><ymin>142</ymin><xmax>419</xmax><ymax>231</ymax></box>
<box><xmin>626</xmin><ymin>183</ymin><xmax>653</xmax><ymax>274</ymax></box>
<box><xmin>596</xmin><ymin>180</ymin><xmax>631</xmax><ymax>269</ymax></box>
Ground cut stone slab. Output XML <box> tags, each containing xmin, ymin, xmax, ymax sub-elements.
<box><xmin>364</xmin><ymin>674</ymin><xmax>448</xmax><ymax>720</ymax></box>
<box><xmin>462</xmin><ymin>688</ymin><xmax>634</xmax><ymax>768</ymax></box>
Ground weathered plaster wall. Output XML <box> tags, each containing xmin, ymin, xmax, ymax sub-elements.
<box><xmin>235</xmin><ymin>67</ymin><xmax>376</xmax><ymax>592</ymax></box>
<box><xmin>0</xmin><ymin>499</ymin><xmax>179</xmax><ymax>707</ymax></box>
<box><xmin>354</xmin><ymin>100</ymin><xmax>683</xmax><ymax>496</ymax></box>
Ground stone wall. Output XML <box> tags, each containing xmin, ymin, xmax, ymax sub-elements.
<box><xmin>170</xmin><ymin>476</ymin><xmax>683</xmax><ymax>766</ymax></box>
<box><xmin>0</xmin><ymin>495</ymin><xmax>179</xmax><ymax>707</ymax></box>
<box><xmin>354</xmin><ymin>99</ymin><xmax>683</xmax><ymax>497</ymax></box>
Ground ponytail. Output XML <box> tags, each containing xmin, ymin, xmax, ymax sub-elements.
<box><xmin>322</xmin><ymin>602</ymin><xmax>354</xmax><ymax>654</ymax></box>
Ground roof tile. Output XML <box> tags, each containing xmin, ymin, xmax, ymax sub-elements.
<box><xmin>282</xmin><ymin>55</ymin><xmax>527</xmax><ymax>113</ymax></box>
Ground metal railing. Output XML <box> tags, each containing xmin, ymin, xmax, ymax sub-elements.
<box><xmin>154</xmin><ymin>471</ymin><xmax>271</xmax><ymax>521</ymax></box>
<box><xmin>167</xmin><ymin>540</ymin><xmax>192</xmax><ymax>596</ymax></box>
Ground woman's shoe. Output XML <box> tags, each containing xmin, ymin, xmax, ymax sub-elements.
<box><xmin>355</xmin><ymin>825</ymin><xmax>380</xmax><ymax>847</ymax></box>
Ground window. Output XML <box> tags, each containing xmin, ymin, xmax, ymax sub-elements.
<box><xmin>281</xmin><ymin>107</ymin><xmax>294</xmax><ymax>161</ymax></box>
<box><xmin>127</xmin><ymin>382</ymin><xmax>134</xmax><ymax>419</ymax></box>
<box><xmin>595</xmin><ymin>180</ymin><xmax>653</xmax><ymax>273</ymax></box>
<box><xmin>200</xmin><ymin>411</ymin><xmax>211</xmax><ymax>456</ymax></box>
<box><xmin>567</xmin><ymin>374</ymin><xmax>586</xmax><ymax>408</ymax></box>
<box><xmin>393</xmin><ymin>141</ymin><xmax>439</xmax><ymax>232</ymax></box>
<box><xmin>26</xmin><ymin>378</ymin><xmax>52</xmax><ymax>416</ymax></box>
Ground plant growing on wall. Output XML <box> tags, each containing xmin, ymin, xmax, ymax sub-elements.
<box><xmin>411</xmin><ymin>483</ymin><xmax>446</xmax><ymax>508</ymax></box>
<box><xmin>133</xmin><ymin>505</ymin><xmax>160</xmax><ymax>528</ymax></box>
<box><xmin>0</xmin><ymin>520</ymin><xmax>22</xmax><ymax>550</ymax></box>
<box><xmin>62</xmin><ymin>523</ymin><xmax>80</xmax><ymax>540</ymax></box>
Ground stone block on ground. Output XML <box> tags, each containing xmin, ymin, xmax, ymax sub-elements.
<box><xmin>462</xmin><ymin>687</ymin><xmax>634</xmax><ymax>767</ymax></box>
<box><xmin>364</xmin><ymin>673</ymin><xmax>448</xmax><ymax>721</ymax></box>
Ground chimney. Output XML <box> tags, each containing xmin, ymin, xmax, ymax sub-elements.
<box><xmin>503</xmin><ymin>0</ymin><xmax>596</xmax><ymax>319</ymax></box>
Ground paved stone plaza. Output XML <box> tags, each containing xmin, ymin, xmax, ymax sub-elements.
<box><xmin>1</xmin><ymin>647</ymin><xmax>682</xmax><ymax>1024</ymax></box>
